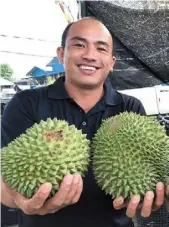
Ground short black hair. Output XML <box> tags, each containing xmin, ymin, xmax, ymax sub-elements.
<box><xmin>61</xmin><ymin>17</ymin><xmax>113</xmax><ymax>52</ymax></box>
<box><xmin>61</xmin><ymin>22</ymin><xmax>74</xmax><ymax>48</ymax></box>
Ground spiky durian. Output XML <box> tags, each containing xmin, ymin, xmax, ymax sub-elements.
<box><xmin>1</xmin><ymin>118</ymin><xmax>90</xmax><ymax>198</ymax></box>
<box><xmin>92</xmin><ymin>112</ymin><xmax>169</xmax><ymax>199</ymax></box>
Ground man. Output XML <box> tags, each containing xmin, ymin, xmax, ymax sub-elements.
<box><xmin>1</xmin><ymin>17</ymin><xmax>168</xmax><ymax>227</ymax></box>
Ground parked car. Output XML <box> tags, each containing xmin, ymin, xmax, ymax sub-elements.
<box><xmin>1</xmin><ymin>88</ymin><xmax>16</xmax><ymax>105</ymax></box>
<box><xmin>1</xmin><ymin>88</ymin><xmax>16</xmax><ymax>116</ymax></box>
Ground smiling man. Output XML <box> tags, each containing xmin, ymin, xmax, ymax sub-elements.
<box><xmin>58</xmin><ymin>20</ymin><xmax>115</xmax><ymax>88</ymax></box>
<box><xmin>1</xmin><ymin>17</ymin><xmax>167</xmax><ymax>227</ymax></box>
<box><xmin>56</xmin><ymin>17</ymin><xmax>116</xmax><ymax>113</ymax></box>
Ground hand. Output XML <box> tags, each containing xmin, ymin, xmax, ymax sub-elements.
<box><xmin>113</xmin><ymin>182</ymin><xmax>165</xmax><ymax>218</ymax></box>
<box><xmin>6</xmin><ymin>173</ymin><xmax>83</xmax><ymax>215</ymax></box>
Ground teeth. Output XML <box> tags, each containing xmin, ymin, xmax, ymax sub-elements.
<box><xmin>80</xmin><ymin>65</ymin><xmax>96</xmax><ymax>71</ymax></box>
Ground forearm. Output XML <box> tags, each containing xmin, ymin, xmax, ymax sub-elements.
<box><xmin>1</xmin><ymin>180</ymin><xmax>18</xmax><ymax>208</ymax></box>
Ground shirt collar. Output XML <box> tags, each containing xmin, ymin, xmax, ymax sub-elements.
<box><xmin>103</xmin><ymin>79</ymin><xmax>123</xmax><ymax>105</ymax></box>
<box><xmin>48</xmin><ymin>76</ymin><xmax>70</xmax><ymax>100</ymax></box>
<box><xmin>48</xmin><ymin>76</ymin><xmax>123</xmax><ymax>106</ymax></box>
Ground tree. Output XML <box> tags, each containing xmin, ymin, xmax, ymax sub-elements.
<box><xmin>0</xmin><ymin>64</ymin><xmax>14</xmax><ymax>81</ymax></box>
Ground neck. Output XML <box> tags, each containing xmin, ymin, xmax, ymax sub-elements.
<box><xmin>64</xmin><ymin>79</ymin><xmax>104</xmax><ymax>113</ymax></box>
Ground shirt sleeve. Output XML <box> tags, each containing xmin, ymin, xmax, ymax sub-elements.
<box><xmin>1</xmin><ymin>91</ymin><xmax>36</xmax><ymax>148</ymax></box>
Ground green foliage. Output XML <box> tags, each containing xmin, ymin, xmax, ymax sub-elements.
<box><xmin>45</xmin><ymin>76</ymin><xmax>56</xmax><ymax>85</ymax></box>
<box><xmin>0</xmin><ymin>64</ymin><xmax>14</xmax><ymax>81</ymax></box>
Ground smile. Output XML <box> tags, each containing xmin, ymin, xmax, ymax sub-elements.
<box><xmin>78</xmin><ymin>65</ymin><xmax>99</xmax><ymax>71</ymax></box>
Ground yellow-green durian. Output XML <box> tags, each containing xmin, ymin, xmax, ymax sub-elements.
<box><xmin>92</xmin><ymin>112</ymin><xmax>169</xmax><ymax>199</ymax></box>
<box><xmin>2</xmin><ymin>118</ymin><xmax>90</xmax><ymax>198</ymax></box>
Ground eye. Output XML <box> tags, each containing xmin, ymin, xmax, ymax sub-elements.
<box><xmin>73</xmin><ymin>43</ymin><xmax>85</xmax><ymax>48</ymax></box>
<box><xmin>97</xmin><ymin>47</ymin><xmax>107</xmax><ymax>52</ymax></box>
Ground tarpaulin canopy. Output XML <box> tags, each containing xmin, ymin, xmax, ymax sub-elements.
<box><xmin>80</xmin><ymin>0</ymin><xmax>169</xmax><ymax>90</ymax></box>
<box><xmin>0</xmin><ymin>77</ymin><xmax>14</xmax><ymax>86</ymax></box>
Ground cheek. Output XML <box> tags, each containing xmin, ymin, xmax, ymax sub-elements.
<box><xmin>101</xmin><ymin>61</ymin><xmax>112</xmax><ymax>72</ymax></box>
<box><xmin>63</xmin><ymin>55</ymin><xmax>72</xmax><ymax>69</ymax></box>
<box><xmin>64</xmin><ymin>50</ymin><xmax>79</xmax><ymax>67</ymax></box>
<box><xmin>103</xmin><ymin>58</ymin><xmax>114</xmax><ymax>70</ymax></box>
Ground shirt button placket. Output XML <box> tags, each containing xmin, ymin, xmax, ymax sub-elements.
<box><xmin>82</xmin><ymin>121</ymin><xmax>87</xmax><ymax>126</ymax></box>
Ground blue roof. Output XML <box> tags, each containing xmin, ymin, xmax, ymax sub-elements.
<box><xmin>47</xmin><ymin>57</ymin><xmax>64</xmax><ymax>74</ymax></box>
<box><xmin>26</xmin><ymin>67</ymin><xmax>46</xmax><ymax>77</ymax></box>
<box><xmin>26</xmin><ymin>57</ymin><xmax>65</xmax><ymax>78</ymax></box>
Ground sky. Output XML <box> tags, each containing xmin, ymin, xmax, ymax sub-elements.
<box><xmin>0</xmin><ymin>0</ymin><xmax>78</xmax><ymax>79</ymax></box>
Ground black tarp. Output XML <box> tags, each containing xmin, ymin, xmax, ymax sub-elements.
<box><xmin>79</xmin><ymin>0</ymin><xmax>169</xmax><ymax>89</ymax></box>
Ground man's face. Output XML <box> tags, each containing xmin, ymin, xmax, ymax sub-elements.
<box><xmin>57</xmin><ymin>19</ymin><xmax>116</xmax><ymax>89</ymax></box>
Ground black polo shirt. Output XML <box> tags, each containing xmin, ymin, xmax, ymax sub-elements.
<box><xmin>2</xmin><ymin>76</ymin><xmax>145</xmax><ymax>227</ymax></box>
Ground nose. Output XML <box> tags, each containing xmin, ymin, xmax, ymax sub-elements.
<box><xmin>81</xmin><ymin>45</ymin><xmax>97</xmax><ymax>62</ymax></box>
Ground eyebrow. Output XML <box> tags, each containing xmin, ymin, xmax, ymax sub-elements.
<box><xmin>70</xmin><ymin>36</ymin><xmax>110</xmax><ymax>48</ymax></box>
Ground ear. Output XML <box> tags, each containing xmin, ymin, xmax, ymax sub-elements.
<box><xmin>111</xmin><ymin>56</ymin><xmax>116</xmax><ymax>69</ymax></box>
<box><xmin>57</xmin><ymin>47</ymin><xmax>64</xmax><ymax>64</ymax></box>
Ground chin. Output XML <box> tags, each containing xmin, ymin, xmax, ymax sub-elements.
<box><xmin>76</xmin><ymin>80</ymin><xmax>102</xmax><ymax>89</ymax></box>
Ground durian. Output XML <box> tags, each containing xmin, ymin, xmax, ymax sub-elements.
<box><xmin>1</xmin><ymin>118</ymin><xmax>90</xmax><ymax>198</ymax></box>
<box><xmin>92</xmin><ymin>112</ymin><xmax>169</xmax><ymax>199</ymax></box>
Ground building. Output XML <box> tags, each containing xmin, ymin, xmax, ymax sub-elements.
<box><xmin>26</xmin><ymin>57</ymin><xmax>64</xmax><ymax>84</ymax></box>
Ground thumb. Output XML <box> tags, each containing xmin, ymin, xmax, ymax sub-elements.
<box><xmin>14</xmin><ymin>183</ymin><xmax>52</xmax><ymax>214</ymax></box>
<box><xmin>24</xmin><ymin>183</ymin><xmax>52</xmax><ymax>210</ymax></box>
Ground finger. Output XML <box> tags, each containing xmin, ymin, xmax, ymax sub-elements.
<box><xmin>64</xmin><ymin>174</ymin><xmax>81</xmax><ymax>205</ymax></box>
<box><xmin>22</xmin><ymin>183</ymin><xmax>52</xmax><ymax>214</ymax></box>
<box><xmin>71</xmin><ymin>176</ymin><xmax>83</xmax><ymax>204</ymax></box>
<box><xmin>113</xmin><ymin>196</ymin><xmax>125</xmax><ymax>210</ymax></box>
<box><xmin>154</xmin><ymin>182</ymin><xmax>164</xmax><ymax>208</ymax></box>
<box><xmin>141</xmin><ymin>191</ymin><xmax>154</xmax><ymax>217</ymax></box>
<box><xmin>44</xmin><ymin>174</ymin><xmax>73</xmax><ymax>211</ymax></box>
<box><xmin>126</xmin><ymin>195</ymin><xmax>140</xmax><ymax>218</ymax></box>
<box><xmin>38</xmin><ymin>207</ymin><xmax>59</xmax><ymax>215</ymax></box>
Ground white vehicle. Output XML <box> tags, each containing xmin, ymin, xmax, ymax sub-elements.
<box><xmin>119</xmin><ymin>85</ymin><xmax>169</xmax><ymax>135</ymax></box>
<box><xmin>1</xmin><ymin>88</ymin><xmax>16</xmax><ymax>104</ymax></box>
<box><xmin>119</xmin><ymin>85</ymin><xmax>169</xmax><ymax>116</ymax></box>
